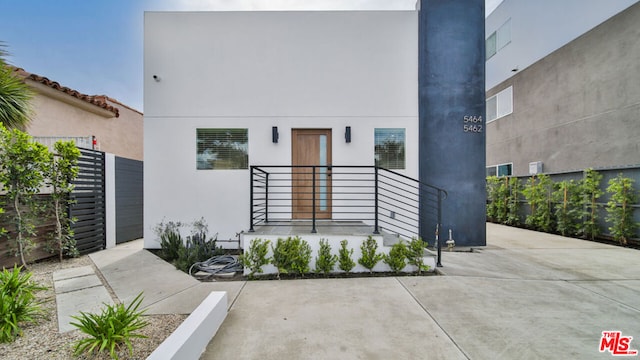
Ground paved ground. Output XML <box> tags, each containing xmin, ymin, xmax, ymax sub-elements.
<box><xmin>202</xmin><ymin>223</ymin><xmax>640</xmax><ymax>359</ymax></box>
<box><xmin>54</xmin><ymin>223</ymin><xmax>640</xmax><ymax>359</ymax></box>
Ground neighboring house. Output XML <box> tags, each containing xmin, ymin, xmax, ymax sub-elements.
<box><xmin>144</xmin><ymin>6</ymin><xmax>486</xmax><ymax>250</ymax></box>
<box><xmin>485</xmin><ymin>0</ymin><xmax>640</xmax><ymax>176</ymax></box>
<box><xmin>11</xmin><ymin>67</ymin><xmax>143</xmax><ymax>161</ymax></box>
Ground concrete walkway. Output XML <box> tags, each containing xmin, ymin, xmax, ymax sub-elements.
<box><xmin>53</xmin><ymin>239</ymin><xmax>244</xmax><ymax>332</ymax></box>
<box><xmin>53</xmin><ymin>224</ymin><xmax>640</xmax><ymax>359</ymax></box>
<box><xmin>202</xmin><ymin>223</ymin><xmax>640</xmax><ymax>360</ymax></box>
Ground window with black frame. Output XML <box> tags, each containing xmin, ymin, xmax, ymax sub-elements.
<box><xmin>196</xmin><ymin>128</ymin><xmax>248</xmax><ymax>170</ymax></box>
<box><xmin>374</xmin><ymin>128</ymin><xmax>405</xmax><ymax>170</ymax></box>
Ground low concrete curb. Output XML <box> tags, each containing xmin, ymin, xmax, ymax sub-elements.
<box><xmin>147</xmin><ymin>291</ymin><xmax>228</xmax><ymax>360</ymax></box>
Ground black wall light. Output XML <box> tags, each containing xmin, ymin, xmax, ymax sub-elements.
<box><xmin>345</xmin><ymin>126</ymin><xmax>351</xmax><ymax>143</ymax></box>
<box><xmin>272</xmin><ymin>126</ymin><xmax>279</xmax><ymax>143</ymax></box>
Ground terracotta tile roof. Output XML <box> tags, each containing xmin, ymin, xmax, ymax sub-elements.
<box><xmin>9</xmin><ymin>66</ymin><xmax>119</xmax><ymax>118</ymax></box>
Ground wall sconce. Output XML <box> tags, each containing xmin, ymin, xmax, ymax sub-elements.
<box><xmin>272</xmin><ymin>126</ymin><xmax>279</xmax><ymax>143</ymax></box>
<box><xmin>345</xmin><ymin>126</ymin><xmax>351</xmax><ymax>143</ymax></box>
<box><xmin>152</xmin><ymin>75</ymin><xmax>161</xmax><ymax>82</ymax></box>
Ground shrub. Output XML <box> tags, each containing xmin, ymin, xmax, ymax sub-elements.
<box><xmin>270</xmin><ymin>236</ymin><xmax>310</xmax><ymax>278</ymax></box>
<box><xmin>358</xmin><ymin>236</ymin><xmax>383</xmax><ymax>273</ymax></box>
<box><xmin>606</xmin><ymin>174</ymin><xmax>638</xmax><ymax>245</ymax></box>
<box><xmin>337</xmin><ymin>239</ymin><xmax>355</xmax><ymax>273</ymax></box>
<box><xmin>154</xmin><ymin>218</ymin><xmax>223</xmax><ymax>273</ymax></box>
<box><xmin>239</xmin><ymin>238</ymin><xmax>270</xmax><ymax>279</ymax></box>
<box><xmin>522</xmin><ymin>174</ymin><xmax>554</xmax><ymax>232</ymax></box>
<box><xmin>71</xmin><ymin>292</ymin><xmax>148</xmax><ymax>360</ymax></box>
<box><xmin>0</xmin><ymin>266</ymin><xmax>45</xmax><ymax>343</ymax></box>
<box><xmin>553</xmin><ymin>180</ymin><xmax>584</xmax><ymax>237</ymax></box>
<box><xmin>582</xmin><ymin>168</ymin><xmax>603</xmax><ymax>240</ymax></box>
<box><xmin>175</xmin><ymin>230</ymin><xmax>222</xmax><ymax>273</ymax></box>
<box><xmin>505</xmin><ymin>177</ymin><xmax>521</xmax><ymax>226</ymax></box>
<box><xmin>406</xmin><ymin>237</ymin><xmax>430</xmax><ymax>274</ymax></box>
<box><xmin>383</xmin><ymin>241</ymin><xmax>407</xmax><ymax>273</ymax></box>
<box><xmin>315</xmin><ymin>239</ymin><xmax>337</xmax><ymax>275</ymax></box>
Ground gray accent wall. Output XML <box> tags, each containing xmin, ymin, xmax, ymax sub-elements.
<box><xmin>419</xmin><ymin>0</ymin><xmax>487</xmax><ymax>247</ymax></box>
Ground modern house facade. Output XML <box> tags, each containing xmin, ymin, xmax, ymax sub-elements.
<box><xmin>144</xmin><ymin>4</ymin><xmax>486</xmax><ymax>249</ymax></box>
<box><xmin>485</xmin><ymin>0</ymin><xmax>640</xmax><ymax>176</ymax></box>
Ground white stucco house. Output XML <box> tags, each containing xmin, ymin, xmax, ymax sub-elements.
<box><xmin>144</xmin><ymin>10</ymin><xmax>425</xmax><ymax>250</ymax></box>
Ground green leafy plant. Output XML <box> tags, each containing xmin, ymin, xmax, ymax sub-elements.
<box><xmin>315</xmin><ymin>239</ymin><xmax>337</xmax><ymax>275</ymax></box>
<box><xmin>270</xmin><ymin>236</ymin><xmax>310</xmax><ymax>278</ymax></box>
<box><xmin>239</xmin><ymin>238</ymin><xmax>270</xmax><ymax>279</ymax></box>
<box><xmin>0</xmin><ymin>265</ymin><xmax>45</xmax><ymax>343</ymax></box>
<box><xmin>0</xmin><ymin>44</ymin><xmax>34</xmax><ymax>130</ymax></box>
<box><xmin>486</xmin><ymin>176</ymin><xmax>501</xmax><ymax>221</ymax></box>
<box><xmin>153</xmin><ymin>219</ymin><xmax>222</xmax><ymax>273</ymax></box>
<box><xmin>582</xmin><ymin>168</ymin><xmax>603</xmax><ymax>240</ymax></box>
<box><xmin>358</xmin><ymin>236</ymin><xmax>383</xmax><ymax>273</ymax></box>
<box><xmin>338</xmin><ymin>239</ymin><xmax>355</xmax><ymax>273</ymax></box>
<box><xmin>383</xmin><ymin>240</ymin><xmax>407</xmax><ymax>273</ymax></box>
<box><xmin>0</xmin><ymin>124</ymin><xmax>50</xmax><ymax>267</ymax></box>
<box><xmin>44</xmin><ymin>140</ymin><xmax>81</xmax><ymax>261</ymax></box>
<box><xmin>522</xmin><ymin>174</ymin><xmax>554</xmax><ymax>232</ymax></box>
<box><xmin>606</xmin><ymin>174</ymin><xmax>638</xmax><ymax>245</ymax></box>
<box><xmin>406</xmin><ymin>237</ymin><xmax>430</xmax><ymax>274</ymax></box>
<box><xmin>71</xmin><ymin>292</ymin><xmax>148</xmax><ymax>360</ymax></box>
<box><xmin>505</xmin><ymin>177</ymin><xmax>521</xmax><ymax>226</ymax></box>
<box><xmin>175</xmin><ymin>230</ymin><xmax>222</xmax><ymax>273</ymax></box>
<box><xmin>553</xmin><ymin>180</ymin><xmax>584</xmax><ymax>237</ymax></box>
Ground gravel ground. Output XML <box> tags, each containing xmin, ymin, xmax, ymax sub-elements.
<box><xmin>0</xmin><ymin>256</ymin><xmax>187</xmax><ymax>360</ymax></box>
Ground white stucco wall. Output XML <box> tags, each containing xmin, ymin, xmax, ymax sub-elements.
<box><xmin>486</xmin><ymin>0</ymin><xmax>638</xmax><ymax>90</ymax></box>
<box><xmin>144</xmin><ymin>11</ymin><xmax>418</xmax><ymax>246</ymax></box>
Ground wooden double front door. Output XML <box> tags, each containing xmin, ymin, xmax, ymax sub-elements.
<box><xmin>292</xmin><ymin>129</ymin><xmax>332</xmax><ymax>219</ymax></box>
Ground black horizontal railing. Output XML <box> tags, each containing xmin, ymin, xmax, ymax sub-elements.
<box><xmin>249</xmin><ymin>165</ymin><xmax>447</xmax><ymax>264</ymax></box>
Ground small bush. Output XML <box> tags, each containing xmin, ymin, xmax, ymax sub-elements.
<box><xmin>239</xmin><ymin>238</ymin><xmax>270</xmax><ymax>279</ymax></box>
<box><xmin>522</xmin><ymin>174</ymin><xmax>554</xmax><ymax>232</ymax></box>
<box><xmin>358</xmin><ymin>236</ymin><xmax>383</xmax><ymax>273</ymax></box>
<box><xmin>270</xmin><ymin>236</ymin><xmax>310</xmax><ymax>278</ymax></box>
<box><xmin>0</xmin><ymin>266</ymin><xmax>46</xmax><ymax>343</ymax></box>
<box><xmin>606</xmin><ymin>174</ymin><xmax>638</xmax><ymax>245</ymax></box>
<box><xmin>383</xmin><ymin>241</ymin><xmax>407</xmax><ymax>273</ymax></box>
<box><xmin>71</xmin><ymin>292</ymin><xmax>148</xmax><ymax>360</ymax></box>
<box><xmin>406</xmin><ymin>238</ymin><xmax>430</xmax><ymax>274</ymax></box>
<box><xmin>582</xmin><ymin>168</ymin><xmax>603</xmax><ymax>240</ymax></box>
<box><xmin>175</xmin><ymin>231</ymin><xmax>222</xmax><ymax>273</ymax></box>
<box><xmin>338</xmin><ymin>239</ymin><xmax>355</xmax><ymax>273</ymax></box>
<box><xmin>315</xmin><ymin>239</ymin><xmax>337</xmax><ymax>275</ymax></box>
<box><xmin>159</xmin><ymin>229</ymin><xmax>183</xmax><ymax>262</ymax></box>
<box><xmin>553</xmin><ymin>180</ymin><xmax>584</xmax><ymax>237</ymax></box>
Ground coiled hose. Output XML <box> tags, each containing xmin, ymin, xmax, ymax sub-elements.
<box><xmin>189</xmin><ymin>255</ymin><xmax>243</xmax><ymax>279</ymax></box>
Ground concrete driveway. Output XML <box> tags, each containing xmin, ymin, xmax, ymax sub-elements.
<box><xmin>202</xmin><ymin>223</ymin><xmax>640</xmax><ymax>359</ymax></box>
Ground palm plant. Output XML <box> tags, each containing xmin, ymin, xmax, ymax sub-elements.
<box><xmin>0</xmin><ymin>43</ymin><xmax>33</xmax><ymax>130</ymax></box>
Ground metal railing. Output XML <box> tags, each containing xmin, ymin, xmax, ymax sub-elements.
<box><xmin>249</xmin><ymin>165</ymin><xmax>447</xmax><ymax>250</ymax></box>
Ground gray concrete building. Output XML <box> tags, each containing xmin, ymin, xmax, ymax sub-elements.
<box><xmin>485</xmin><ymin>1</ymin><xmax>640</xmax><ymax>176</ymax></box>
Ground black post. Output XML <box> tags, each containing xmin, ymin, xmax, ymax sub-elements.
<box><xmin>311</xmin><ymin>166</ymin><xmax>317</xmax><ymax>233</ymax></box>
<box><xmin>264</xmin><ymin>173</ymin><xmax>269</xmax><ymax>223</ymax></box>
<box><xmin>249</xmin><ymin>166</ymin><xmax>255</xmax><ymax>232</ymax></box>
<box><xmin>373</xmin><ymin>166</ymin><xmax>380</xmax><ymax>234</ymax></box>
<box><xmin>437</xmin><ymin>191</ymin><xmax>443</xmax><ymax>267</ymax></box>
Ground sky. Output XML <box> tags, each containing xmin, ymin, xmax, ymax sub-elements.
<box><xmin>0</xmin><ymin>0</ymin><xmax>503</xmax><ymax>112</ymax></box>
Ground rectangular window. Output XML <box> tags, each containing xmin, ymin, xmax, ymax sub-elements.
<box><xmin>497</xmin><ymin>18</ymin><xmax>511</xmax><ymax>50</ymax></box>
<box><xmin>486</xmin><ymin>18</ymin><xmax>511</xmax><ymax>61</ymax></box>
<box><xmin>374</xmin><ymin>128</ymin><xmax>405</xmax><ymax>169</ymax></box>
<box><xmin>486</xmin><ymin>86</ymin><xmax>513</xmax><ymax>122</ymax></box>
<box><xmin>497</xmin><ymin>163</ymin><xmax>513</xmax><ymax>177</ymax></box>
<box><xmin>487</xmin><ymin>163</ymin><xmax>513</xmax><ymax>177</ymax></box>
<box><xmin>486</xmin><ymin>32</ymin><xmax>497</xmax><ymax>60</ymax></box>
<box><xmin>196</xmin><ymin>128</ymin><xmax>248</xmax><ymax>170</ymax></box>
